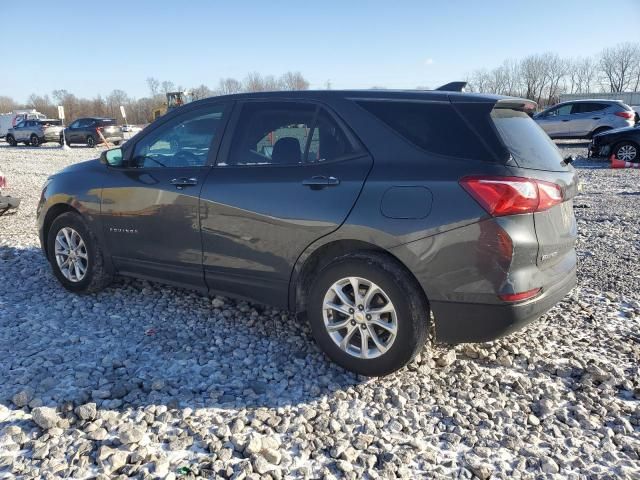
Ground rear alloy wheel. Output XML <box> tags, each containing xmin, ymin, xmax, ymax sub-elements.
<box><xmin>615</xmin><ymin>142</ymin><xmax>638</xmax><ymax>162</ymax></box>
<box><xmin>307</xmin><ymin>252</ymin><xmax>429</xmax><ymax>376</ymax></box>
<box><xmin>87</xmin><ymin>135</ymin><xmax>96</xmax><ymax>148</ymax></box>
<box><xmin>6</xmin><ymin>135</ymin><xmax>16</xmax><ymax>146</ymax></box>
<box><xmin>30</xmin><ymin>134</ymin><xmax>40</xmax><ymax>147</ymax></box>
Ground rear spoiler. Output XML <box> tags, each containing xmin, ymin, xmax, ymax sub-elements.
<box><xmin>436</xmin><ymin>81</ymin><xmax>467</xmax><ymax>92</ymax></box>
<box><xmin>494</xmin><ymin>98</ymin><xmax>537</xmax><ymax>113</ymax></box>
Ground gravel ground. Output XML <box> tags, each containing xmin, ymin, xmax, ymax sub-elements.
<box><xmin>0</xmin><ymin>141</ymin><xmax>638</xmax><ymax>479</ymax></box>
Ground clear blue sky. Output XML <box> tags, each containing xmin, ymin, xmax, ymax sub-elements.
<box><xmin>3</xmin><ymin>0</ymin><xmax>639</xmax><ymax>102</ymax></box>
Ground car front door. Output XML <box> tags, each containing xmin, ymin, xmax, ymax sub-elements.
<box><xmin>12</xmin><ymin>121</ymin><xmax>26</xmax><ymax>141</ymax></box>
<box><xmin>100</xmin><ymin>102</ymin><xmax>230</xmax><ymax>290</ymax></box>
<box><xmin>199</xmin><ymin>100</ymin><xmax>373</xmax><ymax>306</ymax></box>
<box><xmin>536</xmin><ymin>104</ymin><xmax>573</xmax><ymax>137</ymax></box>
<box><xmin>66</xmin><ymin>120</ymin><xmax>81</xmax><ymax>143</ymax></box>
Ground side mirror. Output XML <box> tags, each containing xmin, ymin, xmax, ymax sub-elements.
<box><xmin>100</xmin><ymin>147</ymin><xmax>124</xmax><ymax>167</ymax></box>
<box><xmin>564</xmin><ymin>155</ymin><xmax>575</xmax><ymax>165</ymax></box>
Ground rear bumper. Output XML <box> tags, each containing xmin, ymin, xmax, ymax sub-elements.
<box><xmin>432</xmin><ymin>266</ymin><xmax>576</xmax><ymax>343</ymax></box>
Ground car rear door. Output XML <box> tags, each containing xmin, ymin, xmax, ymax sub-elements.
<box><xmin>199</xmin><ymin>99</ymin><xmax>373</xmax><ymax>306</ymax></box>
<box><xmin>569</xmin><ymin>102</ymin><xmax>606</xmax><ymax>137</ymax></box>
<box><xmin>100</xmin><ymin>102</ymin><xmax>231</xmax><ymax>290</ymax></box>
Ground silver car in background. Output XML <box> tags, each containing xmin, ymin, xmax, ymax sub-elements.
<box><xmin>5</xmin><ymin>119</ymin><xmax>64</xmax><ymax>147</ymax></box>
<box><xmin>534</xmin><ymin>100</ymin><xmax>635</xmax><ymax>139</ymax></box>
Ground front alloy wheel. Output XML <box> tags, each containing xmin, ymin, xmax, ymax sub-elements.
<box><xmin>54</xmin><ymin>227</ymin><xmax>88</xmax><ymax>282</ymax></box>
<box><xmin>323</xmin><ymin>277</ymin><xmax>398</xmax><ymax>359</ymax></box>
<box><xmin>616</xmin><ymin>143</ymin><xmax>638</xmax><ymax>162</ymax></box>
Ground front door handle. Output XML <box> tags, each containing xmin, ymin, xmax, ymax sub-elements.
<box><xmin>592</xmin><ymin>117</ymin><xmax>601</xmax><ymax>120</ymax></box>
<box><xmin>561</xmin><ymin>119</ymin><xmax>570</xmax><ymax>122</ymax></box>
<box><xmin>302</xmin><ymin>176</ymin><xmax>340</xmax><ymax>188</ymax></box>
<box><xmin>170</xmin><ymin>177</ymin><xmax>198</xmax><ymax>189</ymax></box>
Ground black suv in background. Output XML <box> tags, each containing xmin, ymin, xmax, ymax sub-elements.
<box><xmin>64</xmin><ymin>117</ymin><xmax>124</xmax><ymax>147</ymax></box>
<box><xmin>37</xmin><ymin>90</ymin><xmax>577</xmax><ymax>376</ymax></box>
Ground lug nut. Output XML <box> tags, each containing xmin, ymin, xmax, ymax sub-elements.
<box><xmin>351</xmin><ymin>320</ymin><xmax>356</xmax><ymax>326</ymax></box>
<box><xmin>366</xmin><ymin>314</ymin><xmax>371</xmax><ymax>320</ymax></box>
<box><xmin>349</xmin><ymin>308</ymin><xmax>354</xmax><ymax>314</ymax></box>
<box><xmin>358</xmin><ymin>305</ymin><xmax>364</xmax><ymax>311</ymax></box>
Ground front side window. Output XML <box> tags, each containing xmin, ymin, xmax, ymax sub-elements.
<box><xmin>549</xmin><ymin>104</ymin><xmax>572</xmax><ymax>116</ymax></box>
<box><xmin>132</xmin><ymin>105</ymin><xmax>226</xmax><ymax>168</ymax></box>
<box><xmin>224</xmin><ymin>102</ymin><xmax>356</xmax><ymax>166</ymax></box>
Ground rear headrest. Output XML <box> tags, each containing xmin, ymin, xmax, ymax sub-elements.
<box><xmin>271</xmin><ymin>137</ymin><xmax>301</xmax><ymax>164</ymax></box>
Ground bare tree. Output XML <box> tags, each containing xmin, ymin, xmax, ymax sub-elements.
<box><xmin>26</xmin><ymin>94</ymin><xmax>56</xmax><ymax>118</ymax></box>
<box><xmin>0</xmin><ymin>95</ymin><xmax>18</xmax><ymax>113</ymax></box>
<box><xmin>160</xmin><ymin>80</ymin><xmax>176</xmax><ymax>94</ymax></box>
<box><xmin>146</xmin><ymin>77</ymin><xmax>160</xmax><ymax>97</ymax></box>
<box><xmin>520</xmin><ymin>54</ymin><xmax>551</xmax><ymax>104</ymax></box>
<box><xmin>106</xmin><ymin>89</ymin><xmax>130</xmax><ymax>119</ymax></box>
<box><xmin>280</xmin><ymin>71</ymin><xmax>310</xmax><ymax>91</ymax></box>
<box><xmin>599</xmin><ymin>42</ymin><xmax>640</xmax><ymax>92</ymax></box>
<box><xmin>217</xmin><ymin>78</ymin><xmax>243</xmax><ymax>95</ymax></box>
<box><xmin>262</xmin><ymin>75</ymin><xmax>283</xmax><ymax>91</ymax></box>
<box><xmin>244</xmin><ymin>72</ymin><xmax>265</xmax><ymax>92</ymax></box>
<box><xmin>190</xmin><ymin>84</ymin><xmax>213</xmax><ymax>100</ymax></box>
<box><xmin>567</xmin><ymin>57</ymin><xmax>598</xmax><ymax>93</ymax></box>
<box><xmin>544</xmin><ymin>53</ymin><xmax>568</xmax><ymax>105</ymax></box>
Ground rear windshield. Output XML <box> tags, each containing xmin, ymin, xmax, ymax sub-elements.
<box><xmin>356</xmin><ymin>100</ymin><xmax>493</xmax><ymax>161</ymax></box>
<box><xmin>491</xmin><ymin>108</ymin><xmax>567</xmax><ymax>171</ymax></box>
<box><xmin>98</xmin><ymin>119</ymin><xmax>116</xmax><ymax>126</ymax></box>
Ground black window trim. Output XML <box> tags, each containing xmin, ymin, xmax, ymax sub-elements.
<box><xmin>214</xmin><ymin>98</ymin><xmax>365</xmax><ymax>168</ymax></box>
<box><xmin>120</xmin><ymin>101</ymin><xmax>233</xmax><ymax>171</ymax></box>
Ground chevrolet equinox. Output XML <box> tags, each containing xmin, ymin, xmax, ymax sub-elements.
<box><xmin>37</xmin><ymin>90</ymin><xmax>578</xmax><ymax>376</ymax></box>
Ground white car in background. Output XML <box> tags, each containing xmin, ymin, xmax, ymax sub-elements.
<box><xmin>121</xmin><ymin>124</ymin><xmax>142</xmax><ymax>133</ymax></box>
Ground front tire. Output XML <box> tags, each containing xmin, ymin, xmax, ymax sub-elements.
<box><xmin>614</xmin><ymin>141</ymin><xmax>639</xmax><ymax>163</ymax></box>
<box><xmin>6</xmin><ymin>135</ymin><xmax>16</xmax><ymax>146</ymax></box>
<box><xmin>46</xmin><ymin>212</ymin><xmax>112</xmax><ymax>293</ymax></box>
<box><xmin>307</xmin><ymin>252</ymin><xmax>429</xmax><ymax>376</ymax></box>
<box><xmin>86</xmin><ymin>135</ymin><xmax>96</xmax><ymax>148</ymax></box>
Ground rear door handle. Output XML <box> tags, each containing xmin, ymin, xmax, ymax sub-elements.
<box><xmin>592</xmin><ymin>117</ymin><xmax>601</xmax><ymax>120</ymax></box>
<box><xmin>170</xmin><ymin>177</ymin><xmax>198</xmax><ymax>189</ymax></box>
<box><xmin>561</xmin><ymin>119</ymin><xmax>570</xmax><ymax>122</ymax></box>
<box><xmin>302</xmin><ymin>176</ymin><xmax>340</xmax><ymax>188</ymax></box>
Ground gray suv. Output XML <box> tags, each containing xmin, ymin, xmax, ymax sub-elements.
<box><xmin>6</xmin><ymin>119</ymin><xmax>64</xmax><ymax>147</ymax></box>
<box><xmin>534</xmin><ymin>100</ymin><xmax>635</xmax><ymax>139</ymax></box>
<box><xmin>37</xmin><ymin>90</ymin><xmax>577</xmax><ymax>376</ymax></box>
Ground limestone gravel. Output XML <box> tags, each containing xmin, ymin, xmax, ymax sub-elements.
<box><xmin>0</xmin><ymin>141</ymin><xmax>638</xmax><ymax>478</ymax></box>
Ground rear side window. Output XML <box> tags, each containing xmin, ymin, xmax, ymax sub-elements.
<box><xmin>356</xmin><ymin>100</ymin><xmax>492</xmax><ymax>161</ymax></box>
<box><xmin>571</xmin><ymin>103</ymin><xmax>607</xmax><ymax>114</ymax></box>
<box><xmin>491</xmin><ymin>108</ymin><xmax>566</xmax><ymax>172</ymax></box>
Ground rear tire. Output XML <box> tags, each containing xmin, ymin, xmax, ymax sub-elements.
<box><xmin>87</xmin><ymin>135</ymin><xmax>96</xmax><ymax>148</ymax></box>
<box><xmin>590</xmin><ymin>126</ymin><xmax>611</xmax><ymax>139</ymax></box>
<box><xmin>46</xmin><ymin>212</ymin><xmax>112</xmax><ymax>293</ymax></box>
<box><xmin>614</xmin><ymin>141</ymin><xmax>639</xmax><ymax>163</ymax></box>
<box><xmin>306</xmin><ymin>252</ymin><xmax>429</xmax><ymax>376</ymax></box>
<box><xmin>30</xmin><ymin>134</ymin><xmax>41</xmax><ymax>147</ymax></box>
<box><xmin>6</xmin><ymin>135</ymin><xmax>16</xmax><ymax>147</ymax></box>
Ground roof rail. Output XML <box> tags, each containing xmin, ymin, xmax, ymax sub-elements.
<box><xmin>435</xmin><ymin>82</ymin><xmax>467</xmax><ymax>92</ymax></box>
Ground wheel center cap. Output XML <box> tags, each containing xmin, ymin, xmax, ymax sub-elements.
<box><xmin>354</xmin><ymin>312</ymin><xmax>365</xmax><ymax>323</ymax></box>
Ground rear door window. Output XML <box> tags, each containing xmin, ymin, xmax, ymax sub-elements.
<box><xmin>571</xmin><ymin>103</ymin><xmax>606</xmax><ymax>114</ymax></box>
<box><xmin>356</xmin><ymin>100</ymin><xmax>492</xmax><ymax>161</ymax></box>
<box><xmin>224</xmin><ymin>102</ymin><xmax>357</xmax><ymax>166</ymax></box>
<box><xmin>491</xmin><ymin>108</ymin><xmax>568</xmax><ymax>172</ymax></box>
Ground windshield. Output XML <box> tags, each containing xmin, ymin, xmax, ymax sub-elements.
<box><xmin>491</xmin><ymin>108</ymin><xmax>568</xmax><ymax>171</ymax></box>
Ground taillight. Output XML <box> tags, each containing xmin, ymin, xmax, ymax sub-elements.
<box><xmin>615</xmin><ymin>111</ymin><xmax>634</xmax><ymax>119</ymax></box>
<box><xmin>499</xmin><ymin>288</ymin><xmax>541</xmax><ymax>303</ymax></box>
<box><xmin>460</xmin><ymin>176</ymin><xmax>563</xmax><ymax>216</ymax></box>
